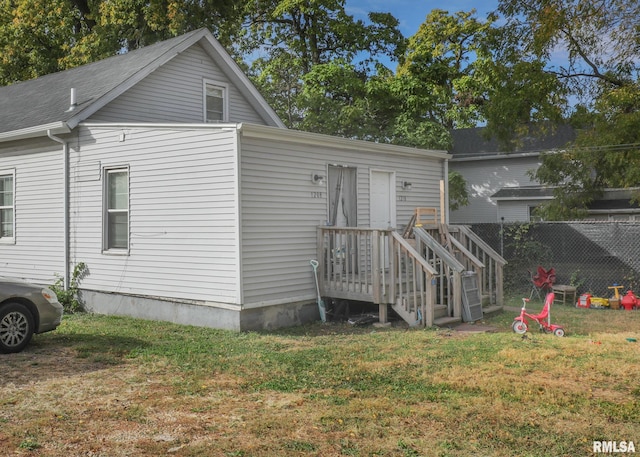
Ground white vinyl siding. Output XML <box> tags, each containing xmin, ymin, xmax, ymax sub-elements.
<box><xmin>238</xmin><ymin>132</ymin><xmax>445</xmax><ymax>306</ymax></box>
<box><xmin>449</xmin><ymin>156</ymin><xmax>542</xmax><ymax>223</ymax></box>
<box><xmin>70</xmin><ymin>125</ymin><xmax>241</xmax><ymax>304</ymax></box>
<box><xmin>0</xmin><ymin>170</ymin><xmax>14</xmax><ymax>240</ymax></box>
<box><xmin>496</xmin><ymin>200</ymin><xmax>549</xmax><ymax>223</ymax></box>
<box><xmin>89</xmin><ymin>45</ymin><xmax>266</xmax><ymax>125</ymax></box>
<box><xmin>0</xmin><ymin>138</ymin><xmax>65</xmax><ymax>283</ymax></box>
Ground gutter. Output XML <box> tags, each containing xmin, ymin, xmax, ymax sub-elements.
<box><xmin>46</xmin><ymin>130</ymin><xmax>70</xmax><ymax>290</ymax></box>
<box><xmin>238</xmin><ymin>123</ymin><xmax>452</xmax><ymax>160</ymax></box>
<box><xmin>450</xmin><ymin>151</ymin><xmax>543</xmax><ymax>162</ymax></box>
<box><xmin>0</xmin><ymin>122</ymin><xmax>70</xmax><ymax>144</ymax></box>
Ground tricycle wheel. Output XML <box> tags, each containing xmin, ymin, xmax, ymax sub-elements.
<box><xmin>553</xmin><ymin>328</ymin><xmax>565</xmax><ymax>337</ymax></box>
<box><xmin>512</xmin><ymin>320</ymin><xmax>527</xmax><ymax>334</ymax></box>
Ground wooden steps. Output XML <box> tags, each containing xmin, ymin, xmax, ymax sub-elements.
<box><xmin>433</xmin><ymin>303</ymin><xmax>461</xmax><ymax>327</ymax></box>
<box><xmin>433</xmin><ymin>316</ymin><xmax>462</xmax><ymax>327</ymax></box>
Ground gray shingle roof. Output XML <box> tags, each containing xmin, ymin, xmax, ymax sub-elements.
<box><xmin>0</xmin><ymin>29</ymin><xmax>207</xmax><ymax>136</ymax></box>
<box><xmin>491</xmin><ymin>186</ymin><xmax>555</xmax><ymax>200</ymax></box>
<box><xmin>451</xmin><ymin>125</ymin><xmax>576</xmax><ymax>157</ymax></box>
<box><xmin>0</xmin><ymin>28</ymin><xmax>285</xmax><ymax>139</ymax></box>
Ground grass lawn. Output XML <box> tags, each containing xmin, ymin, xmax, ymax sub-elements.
<box><xmin>1</xmin><ymin>298</ymin><xmax>639</xmax><ymax>456</ymax></box>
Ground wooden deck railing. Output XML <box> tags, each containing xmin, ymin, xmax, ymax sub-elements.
<box><xmin>388</xmin><ymin>232</ymin><xmax>438</xmax><ymax>326</ymax></box>
<box><xmin>448</xmin><ymin>224</ymin><xmax>507</xmax><ymax>306</ymax></box>
<box><xmin>316</xmin><ymin>224</ymin><xmax>505</xmax><ymax>325</ymax></box>
<box><xmin>413</xmin><ymin>227</ymin><xmax>465</xmax><ymax>320</ymax></box>
<box><xmin>316</xmin><ymin>227</ymin><xmax>437</xmax><ymax>326</ymax></box>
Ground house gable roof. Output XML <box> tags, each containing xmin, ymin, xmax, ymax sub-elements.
<box><xmin>0</xmin><ymin>28</ymin><xmax>284</xmax><ymax>142</ymax></box>
<box><xmin>450</xmin><ymin>125</ymin><xmax>576</xmax><ymax>160</ymax></box>
<box><xmin>491</xmin><ymin>186</ymin><xmax>555</xmax><ymax>200</ymax></box>
<box><xmin>492</xmin><ymin>186</ymin><xmax>640</xmax><ymax>212</ymax></box>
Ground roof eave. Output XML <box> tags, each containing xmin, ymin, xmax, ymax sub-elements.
<box><xmin>451</xmin><ymin>151</ymin><xmax>542</xmax><ymax>162</ymax></box>
<box><xmin>0</xmin><ymin>122</ymin><xmax>71</xmax><ymax>144</ymax></box>
<box><xmin>493</xmin><ymin>196</ymin><xmax>555</xmax><ymax>201</ymax></box>
<box><xmin>239</xmin><ymin>123</ymin><xmax>451</xmax><ymax>159</ymax></box>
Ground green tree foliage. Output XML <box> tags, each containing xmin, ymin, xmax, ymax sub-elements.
<box><xmin>275</xmin><ymin>8</ymin><xmax>501</xmax><ymax>151</ymax></box>
<box><xmin>0</xmin><ymin>0</ymin><xmax>244</xmax><ymax>85</ymax></box>
<box><xmin>497</xmin><ymin>0</ymin><xmax>640</xmax><ymax>219</ymax></box>
<box><xmin>498</xmin><ymin>0</ymin><xmax>640</xmax><ymax>98</ymax></box>
<box><xmin>448</xmin><ymin>171</ymin><xmax>469</xmax><ymax>211</ymax></box>
<box><xmin>533</xmin><ymin>84</ymin><xmax>640</xmax><ymax>220</ymax></box>
<box><xmin>0</xmin><ymin>0</ymin><xmax>81</xmax><ymax>84</ymax></box>
<box><xmin>381</xmin><ymin>9</ymin><xmax>500</xmax><ymax>149</ymax></box>
<box><xmin>395</xmin><ymin>9</ymin><xmax>495</xmax><ymax>131</ymax></box>
<box><xmin>244</xmin><ymin>0</ymin><xmax>404</xmax><ymax>134</ymax></box>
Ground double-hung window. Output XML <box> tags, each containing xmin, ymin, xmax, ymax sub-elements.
<box><xmin>104</xmin><ymin>167</ymin><xmax>129</xmax><ymax>251</ymax></box>
<box><xmin>204</xmin><ymin>79</ymin><xmax>228</xmax><ymax>123</ymax></box>
<box><xmin>0</xmin><ymin>170</ymin><xmax>15</xmax><ymax>241</ymax></box>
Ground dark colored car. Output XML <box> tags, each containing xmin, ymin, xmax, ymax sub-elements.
<box><xmin>0</xmin><ymin>277</ymin><xmax>64</xmax><ymax>353</ymax></box>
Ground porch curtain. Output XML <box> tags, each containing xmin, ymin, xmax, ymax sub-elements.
<box><xmin>329</xmin><ymin>166</ymin><xmax>357</xmax><ymax>227</ymax></box>
<box><xmin>328</xmin><ymin>166</ymin><xmax>358</xmax><ymax>274</ymax></box>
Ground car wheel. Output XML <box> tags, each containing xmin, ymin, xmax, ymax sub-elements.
<box><xmin>0</xmin><ymin>302</ymin><xmax>35</xmax><ymax>354</ymax></box>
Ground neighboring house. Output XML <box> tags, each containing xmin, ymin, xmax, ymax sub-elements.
<box><xmin>0</xmin><ymin>28</ymin><xmax>454</xmax><ymax>330</ymax></box>
<box><xmin>449</xmin><ymin>126</ymin><xmax>640</xmax><ymax>223</ymax></box>
<box><xmin>449</xmin><ymin>126</ymin><xmax>576</xmax><ymax>223</ymax></box>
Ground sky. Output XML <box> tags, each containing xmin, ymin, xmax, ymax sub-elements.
<box><xmin>344</xmin><ymin>0</ymin><xmax>500</xmax><ymax>37</ymax></box>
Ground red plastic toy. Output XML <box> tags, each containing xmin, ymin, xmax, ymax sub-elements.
<box><xmin>513</xmin><ymin>292</ymin><xmax>565</xmax><ymax>337</ymax></box>
<box><xmin>620</xmin><ymin>290</ymin><xmax>638</xmax><ymax>310</ymax></box>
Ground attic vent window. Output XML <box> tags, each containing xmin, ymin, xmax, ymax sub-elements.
<box><xmin>204</xmin><ymin>80</ymin><xmax>228</xmax><ymax>123</ymax></box>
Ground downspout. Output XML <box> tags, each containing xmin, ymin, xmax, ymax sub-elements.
<box><xmin>47</xmin><ymin>130</ymin><xmax>70</xmax><ymax>290</ymax></box>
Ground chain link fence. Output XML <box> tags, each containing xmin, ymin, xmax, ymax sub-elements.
<box><xmin>468</xmin><ymin>221</ymin><xmax>640</xmax><ymax>300</ymax></box>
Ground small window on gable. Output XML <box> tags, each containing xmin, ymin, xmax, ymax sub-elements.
<box><xmin>204</xmin><ymin>80</ymin><xmax>228</xmax><ymax>123</ymax></box>
<box><xmin>0</xmin><ymin>170</ymin><xmax>15</xmax><ymax>240</ymax></box>
<box><xmin>104</xmin><ymin>167</ymin><xmax>129</xmax><ymax>252</ymax></box>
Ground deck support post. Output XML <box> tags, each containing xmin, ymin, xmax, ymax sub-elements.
<box><xmin>378</xmin><ymin>303</ymin><xmax>388</xmax><ymax>324</ymax></box>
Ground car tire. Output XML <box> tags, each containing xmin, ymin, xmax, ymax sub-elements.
<box><xmin>0</xmin><ymin>302</ymin><xmax>35</xmax><ymax>354</ymax></box>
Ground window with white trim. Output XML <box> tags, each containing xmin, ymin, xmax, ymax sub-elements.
<box><xmin>104</xmin><ymin>167</ymin><xmax>129</xmax><ymax>251</ymax></box>
<box><xmin>204</xmin><ymin>80</ymin><xmax>228</xmax><ymax>122</ymax></box>
<box><xmin>0</xmin><ymin>171</ymin><xmax>15</xmax><ymax>240</ymax></box>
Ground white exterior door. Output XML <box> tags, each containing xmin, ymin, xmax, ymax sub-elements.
<box><xmin>370</xmin><ymin>170</ymin><xmax>396</xmax><ymax>229</ymax></box>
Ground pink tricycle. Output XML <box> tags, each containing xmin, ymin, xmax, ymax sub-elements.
<box><xmin>512</xmin><ymin>292</ymin><xmax>565</xmax><ymax>337</ymax></box>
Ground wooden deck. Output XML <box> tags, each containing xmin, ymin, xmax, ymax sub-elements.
<box><xmin>316</xmin><ymin>225</ymin><xmax>506</xmax><ymax>327</ymax></box>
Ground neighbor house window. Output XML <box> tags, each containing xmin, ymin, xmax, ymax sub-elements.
<box><xmin>0</xmin><ymin>171</ymin><xmax>14</xmax><ymax>240</ymax></box>
<box><xmin>528</xmin><ymin>205</ymin><xmax>544</xmax><ymax>222</ymax></box>
<box><xmin>104</xmin><ymin>167</ymin><xmax>129</xmax><ymax>251</ymax></box>
<box><xmin>204</xmin><ymin>80</ymin><xmax>228</xmax><ymax>122</ymax></box>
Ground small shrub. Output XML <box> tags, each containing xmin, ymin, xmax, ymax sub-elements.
<box><xmin>19</xmin><ymin>438</ymin><xmax>41</xmax><ymax>450</ymax></box>
<box><xmin>51</xmin><ymin>262</ymin><xmax>88</xmax><ymax>314</ymax></box>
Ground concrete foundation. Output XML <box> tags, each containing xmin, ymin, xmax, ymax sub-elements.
<box><xmin>80</xmin><ymin>290</ymin><xmax>321</xmax><ymax>331</ymax></box>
